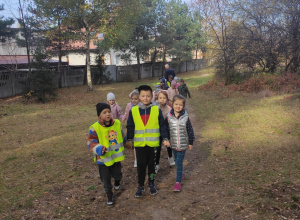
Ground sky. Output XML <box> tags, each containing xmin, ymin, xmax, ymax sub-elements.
<box><xmin>1</xmin><ymin>0</ymin><xmax>24</xmax><ymax>27</ymax></box>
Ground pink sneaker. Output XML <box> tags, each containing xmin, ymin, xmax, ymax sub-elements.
<box><xmin>173</xmin><ymin>182</ymin><xmax>182</xmax><ymax>192</ymax></box>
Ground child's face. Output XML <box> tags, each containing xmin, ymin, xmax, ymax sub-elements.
<box><xmin>171</xmin><ymin>84</ymin><xmax>176</xmax><ymax>89</ymax></box>
<box><xmin>173</xmin><ymin>99</ymin><xmax>184</xmax><ymax>113</ymax></box>
<box><xmin>99</xmin><ymin>108</ymin><xmax>112</xmax><ymax>122</ymax></box>
<box><xmin>169</xmin><ymin>76</ymin><xmax>172</xmax><ymax>81</ymax></box>
<box><xmin>180</xmin><ymin>81</ymin><xmax>184</xmax><ymax>86</ymax></box>
<box><xmin>139</xmin><ymin>90</ymin><xmax>153</xmax><ymax>105</ymax></box>
<box><xmin>131</xmin><ymin>94</ymin><xmax>139</xmax><ymax>106</ymax></box>
<box><xmin>158</xmin><ymin>93</ymin><xmax>167</xmax><ymax>105</ymax></box>
<box><xmin>108</xmin><ymin>100</ymin><xmax>115</xmax><ymax>105</ymax></box>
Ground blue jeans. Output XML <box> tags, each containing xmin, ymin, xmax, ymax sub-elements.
<box><xmin>173</xmin><ymin>150</ymin><xmax>186</xmax><ymax>183</ymax></box>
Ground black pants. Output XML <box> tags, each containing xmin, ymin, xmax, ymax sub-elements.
<box><xmin>135</xmin><ymin>146</ymin><xmax>156</xmax><ymax>186</ymax></box>
<box><xmin>98</xmin><ymin>162</ymin><xmax>122</xmax><ymax>196</ymax></box>
<box><xmin>155</xmin><ymin>144</ymin><xmax>173</xmax><ymax>165</ymax></box>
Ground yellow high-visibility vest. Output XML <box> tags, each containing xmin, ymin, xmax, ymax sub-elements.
<box><xmin>132</xmin><ymin>105</ymin><xmax>160</xmax><ymax>147</ymax></box>
<box><xmin>90</xmin><ymin>119</ymin><xmax>125</xmax><ymax>166</ymax></box>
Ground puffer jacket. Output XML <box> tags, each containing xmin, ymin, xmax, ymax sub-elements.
<box><xmin>166</xmin><ymin>109</ymin><xmax>194</xmax><ymax>151</ymax></box>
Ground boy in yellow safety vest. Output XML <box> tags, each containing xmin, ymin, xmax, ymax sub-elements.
<box><xmin>126</xmin><ymin>85</ymin><xmax>170</xmax><ymax>197</ymax></box>
<box><xmin>87</xmin><ymin>103</ymin><xmax>125</xmax><ymax>206</ymax></box>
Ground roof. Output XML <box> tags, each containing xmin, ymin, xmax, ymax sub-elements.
<box><xmin>0</xmin><ymin>55</ymin><xmax>33</xmax><ymax>65</ymax></box>
<box><xmin>0</xmin><ymin>55</ymin><xmax>66</xmax><ymax>65</ymax></box>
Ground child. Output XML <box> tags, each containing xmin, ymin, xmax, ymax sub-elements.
<box><xmin>122</xmin><ymin>90</ymin><xmax>140</xmax><ymax>167</ymax></box>
<box><xmin>155</xmin><ymin>91</ymin><xmax>175</xmax><ymax>173</ymax></box>
<box><xmin>160</xmin><ymin>78</ymin><xmax>169</xmax><ymax>90</ymax></box>
<box><xmin>87</xmin><ymin>103</ymin><xmax>125</xmax><ymax>206</ymax></box>
<box><xmin>107</xmin><ymin>92</ymin><xmax>124</xmax><ymax>120</ymax></box>
<box><xmin>126</xmin><ymin>85</ymin><xmax>170</xmax><ymax>197</ymax></box>
<box><xmin>152</xmin><ymin>85</ymin><xmax>161</xmax><ymax>106</ymax></box>
<box><xmin>177</xmin><ymin>79</ymin><xmax>191</xmax><ymax>99</ymax></box>
<box><xmin>167</xmin><ymin>80</ymin><xmax>179</xmax><ymax>107</ymax></box>
<box><xmin>167</xmin><ymin>75</ymin><xmax>173</xmax><ymax>87</ymax></box>
<box><xmin>166</xmin><ymin>95</ymin><xmax>194</xmax><ymax>192</ymax></box>
<box><xmin>174</xmin><ymin>76</ymin><xmax>180</xmax><ymax>89</ymax></box>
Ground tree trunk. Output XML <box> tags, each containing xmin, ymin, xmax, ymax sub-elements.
<box><xmin>162</xmin><ymin>46</ymin><xmax>167</xmax><ymax>77</ymax></box>
<box><xmin>136</xmin><ymin>50</ymin><xmax>141</xmax><ymax>80</ymax></box>
<box><xmin>152</xmin><ymin>47</ymin><xmax>157</xmax><ymax>78</ymax></box>
<box><xmin>58</xmin><ymin>18</ymin><xmax>62</xmax><ymax>88</ymax></box>
<box><xmin>18</xmin><ymin>0</ymin><xmax>31</xmax><ymax>77</ymax></box>
<box><xmin>86</xmin><ymin>28</ymin><xmax>92</xmax><ymax>91</ymax></box>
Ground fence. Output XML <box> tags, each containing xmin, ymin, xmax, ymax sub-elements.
<box><xmin>0</xmin><ymin>59</ymin><xmax>205</xmax><ymax>98</ymax></box>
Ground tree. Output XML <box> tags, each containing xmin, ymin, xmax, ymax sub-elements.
<box><xmin>16</xmin><ymin>0</ymin><xmax>36</xmax><ymax>76</ymax></box>
<box><xmin>0</xmin><ymin>4</ymin><xmax>16</xmax><ymax>42</ymax></box>
<box><xmin>64</xmin><ymin>0</ymin><xmax>139</xmax><ymax>90</ymax></box>
<box><xmin>165</xmin><ymin>0</ymin><xmax>195</xmax><ymax>62</ymax></box>
<box><xmin>113</xmin><ymin>0</ymin><xmax>155</xmax><ymax>79</ymax></box>
<box><xmin>195</xmin><ymin>0</ymin><xmax>238</xmax><ymax>84</ymax></box>
<box><xmin>24</xmin><ymin>46</ymin><xmax>57</xmax><ymax>102</ymax></box>
<box><xmin>32</xmin><ymin>0</ymin><xmax>72</xmax><ymax>88</ymax></box>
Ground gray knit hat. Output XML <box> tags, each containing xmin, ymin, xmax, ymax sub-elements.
<box><xmin>107</xmin><ymin>92</ymin><xmax>115</xmax><ymax>101</ymax></box>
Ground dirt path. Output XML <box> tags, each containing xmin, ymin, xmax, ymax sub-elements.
<box><xmin>19</xmin><ymin>99</ymin><xmax>241</xmax><ymax>220</ymax></box>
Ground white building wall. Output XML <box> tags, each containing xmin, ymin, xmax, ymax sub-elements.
<box><xmin>53</xmin><ymin>49</ymin><xmax>145</xmax><ymax>66</ymax></box>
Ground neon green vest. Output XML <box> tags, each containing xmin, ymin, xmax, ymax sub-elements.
<box><xmin>167</xmin><ymin>81</ymin><xmax>170</xmax><ymax>87</ymax></box>
<box><xmin>90</xmin><ymin>119</ymin><xmax>125</xmax><ymax>166</ymax></box>
<box><xmin>132</xmin><ymin>105</ymin><xmax>160</xmax><ymax>147</ymax></box>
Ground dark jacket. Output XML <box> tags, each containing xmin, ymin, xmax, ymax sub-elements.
<box><xmin>165</xmin><ymin>68</ymin><xmax>176</xmax><ymax>80</ymax></box>
<box><xmin>178</xmin><ymin>84</ymin><xmax>191</xmax><ymax>98</ymax></box>
<box><xmin>126</xmin><ymin>102</ymin><xmax>168</xmax><ymax>142</ymax></box>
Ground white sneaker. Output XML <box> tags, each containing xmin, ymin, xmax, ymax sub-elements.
<box><xmin>168</xmin><ymin>157</ymin><xmax>175</xmax><ymax>166</ymax></box>
<box><xmin>134</xmin><ymin>160</ymin><xmax>137</xmax><ymax>168</ymax></box>
<box><xmin>155</xmin><ymin>164</ymin><xmax>160</xmax><ymax>173</ymax></box>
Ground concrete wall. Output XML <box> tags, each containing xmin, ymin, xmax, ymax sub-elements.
<box><xmin>0</xmin><ymin>59</ymin><xmax>205</xmax><ymax>98</ymax></box>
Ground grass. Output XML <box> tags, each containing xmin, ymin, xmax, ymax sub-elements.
<box><xmin>188</xmin><ymin>73</ymin><xmax>300</xmax><ymax>218</ymax></box>
<box><xmin>0</xmin><ymin>68</ymin><xmax>299</xmax><ymax>219</ymax></box>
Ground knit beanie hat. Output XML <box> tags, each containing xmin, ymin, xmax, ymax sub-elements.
<box><xmin>96</xmin><ymin>103</ymin><xmax>111</xmax><ymax>116</ymax></box>
<box><xmin>171</xmin><ymin>80</ymin><xmax>177</xmax><ymax>87</ymax></box>
<box><xmin>107</xmin><ymin>92</ymin><xmax>115</xmax><ymax>101</ymax></box>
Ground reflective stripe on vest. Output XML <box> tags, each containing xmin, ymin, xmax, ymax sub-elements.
<box><xmin>90</xmin><ymin>119</ymin><xmax>125</xmax><ymax>166</ymax></box>
<box><xmin>132</xmin><ymin>105</ymin><xmax>160</xmax><ymax>147</ymax></box>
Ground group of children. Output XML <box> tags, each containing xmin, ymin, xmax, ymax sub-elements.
<box><xmin>87</xmin><ymin>78</ymin><xmax>194</xmax><ymax>207</ymax></box>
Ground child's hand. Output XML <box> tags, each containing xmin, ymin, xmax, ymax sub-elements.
<box><xmin>163</xmin><ymin>140</ymin><xmax>170</xmax><ymax>147</ymax></box>
<box><xmin>102</xmin><ymin>146</ymin><xmax>108</xmax><ymax>154</ymax></box>
<box><xmin>188</xmin><ymin>145</ymin><xmax>193</xmax><ymax>150</ymax></box>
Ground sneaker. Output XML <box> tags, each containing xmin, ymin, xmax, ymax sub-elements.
<box><xmin>168</xmin><ymin>157</ymin><xmax>175</xmax><ymax>166</ymax></box>
<box><xmin>149</xmin><ymin>183</ymin><xmax>158</xmax><ymax>195</ymax></box>
<box><xmin>114</xmin><ymin>180</ymin><xmax>120</xmax><ymax>190</ymax></box>
<box><xmin>155</xmin><ymin>164</ymin><xmax>160</xmax><ymax>174</ymax></box>
<box><xmin>173</xmin><ymin>182</ymin><xmax>182</xmax><ymax>192</ymax></box>
<box><xmin>133</xmin><ymin>160</ymin><xmax>137</xmax><ymax>168</ymax></box>
<box><xmin>135</xmin><ymin>186</ymin><xmax>144</xmax><ymax>198</ymax></box>
<box><xmin>106</xmin><ymin>193</ymin><xmax>114</xmax><ymax>206</ymax></box>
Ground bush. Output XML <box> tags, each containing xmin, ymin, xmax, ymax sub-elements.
<box><xmin>199</xmin><ymin>73</ymin><xmax>300</xmax><ymax>94</ymax></box>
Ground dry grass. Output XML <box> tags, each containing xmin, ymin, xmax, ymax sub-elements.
<box><xmin>187</xmin><ymin>73</ymin><xmax>300</xmax><ymax>219</ymax></box>
<box><xmin>0</xmin><ymin>69</ymin><xmax>299</xmax><ymax>219</ymax></box>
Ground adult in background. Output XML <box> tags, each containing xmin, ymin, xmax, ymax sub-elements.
<box><xmin>164</xmin><ymin>64</ymin><xmax>176</xmax><ymax>81</ymax></box>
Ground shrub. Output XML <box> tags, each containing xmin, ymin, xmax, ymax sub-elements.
<box><xmin>23</xmin><ymin>48</ymin><xmax>57</xmax><ymax>103</ymax></box>
<box><xmin>199</xmin><ymin>73</ymin><xmax>300</xmax><ymax>94</ymax></box>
